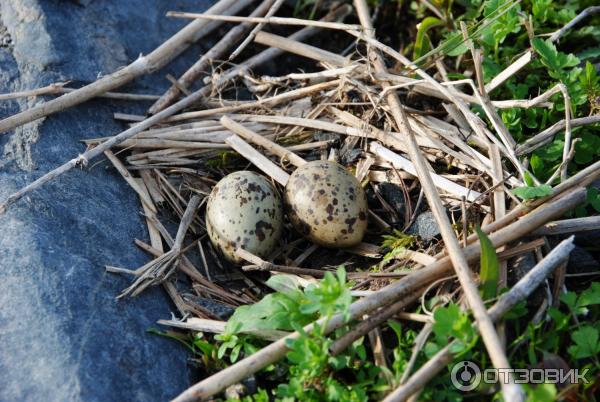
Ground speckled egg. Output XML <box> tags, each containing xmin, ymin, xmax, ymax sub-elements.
<box><xmin>206</xmin><ymin>171</ymin><xmax>283</xmax><ymax>263</ymax></box>
<box><xmin>284</xmin><ymin>160</ymin><xmax>368</xmax><ymax>247</ymax></box>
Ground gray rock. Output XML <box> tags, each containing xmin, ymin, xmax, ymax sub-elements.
<box><xmin>408</xmin><ymin>211</ymin><xmax>441</xmax><ymax>241</ymax></box>
<box><xmin>507</xmin><ymin>250</ymin><xmax>545</xmax><ymax>305</ymax></box>
<box><xmin>508</xmin><ymin>251</ymin><xmax>537</xmax><ymax>282</ymax></box>
<box><xmin>0</xmin><ymin>1</ymin><xmax>217</xmax><ymax>401</ymax></box>
<box><xmin>376</xmin><ymin>182</ymin><xmax>406</xmax><ymax>225</ymax></box>
<box><xmin>566</xmin><ymin>246</ymin><xmax>599</xmax><ymax>274</ymax></box>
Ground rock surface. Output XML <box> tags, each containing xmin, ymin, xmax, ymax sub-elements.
<box><xmin>376</xmin><ymin>182</ymin><xmax>406</xmax><ymax>226</ymax></box>
<box><xmin>0</xmin><ymin>1</ymin><xmax>216</xmax><ymax>401</ymax></box>
<box><xmin>408</xmin><ymin>211</ymin><xmax>441</xmax><ymax>241</ymax></box>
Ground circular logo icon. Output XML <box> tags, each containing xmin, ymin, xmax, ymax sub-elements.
<box><xmin>451</xmin><ymin>361</ymin><xmax>481</xmax><ymax>391</ymax></box>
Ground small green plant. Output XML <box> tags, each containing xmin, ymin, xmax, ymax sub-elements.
<box><xmin>213</xmin><ymin>267</ymin><xmax>395</xmax><ymax>400</ymax></box>
<box><xmin>475</xmin><ymin>225</ymin><xmax>499</xmax><ymax>301</ymax></box>
<box><xmin>512</xmin><ymin>172</ymin><xmax>554</xmax><ymax>200</ymax></box>
<box><xmin>380</xmin><ymin>230</ymin><xmax>417</xmax><ymax>263</ymax></box>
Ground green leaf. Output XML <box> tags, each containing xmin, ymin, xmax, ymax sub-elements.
<box><xmin>530</xmin><ymin>154</ymin><xmax>545</xmax><ymax>179</ymax></box>
<box><xmin>432</xmin><ymin>303</ymin><xmax>476</xmax><ymax>354</ymax></box>
<box><xmin>532</xmin><ymin>38</ymin><xmax>561</xmax><ymax>72</ymax></box>
<box><xmin>580</xmin><ymin>61</ymin><xmax>599</xmax><ymax>92</ymax></box>
<box><xmin>524</xmin><ymin>383</ymin><xmax>557</xmax><ymax>402</ymax></box>
<box><xmin>433</xmin><ymin>303</ymin><xmax>462</xmax><ymax>338</ymax></box>
<box><xmin>441</xmin><ymin>32</ymin><xmax>469</xmax><ymax>57</ymax></box>
<box><xmin>532</xmin><ymin>38</ymin><xmax>580</xmax><ymax>79</ymax></box>
<box><xmin>266</xmin><ymin>274</ymin><xmax>303</xmax><ymax>300</ymax></box>
<box><xmin>568</xmin><ymin>326</ymin><xmax>600</xmax><ymax>359</ymax></box>
<box><xmin>579</xmin><ymin>47</ymin><xmax>600</xmax><ymax>61</ymax></box>
<box><xmin>574</xmin><ymin>132</ymin><xmax>600</xmax><ymax>164</ymax></box>
<box><xmin>578</xmin><ymin>282</ymin><xmax>600</xmax><ymax>307</ymax></box>
<box><xmin>476</xmin><ymin>225</ymin><xmax>499</xmax><ymax>300</ymax></box>
<box><xmin>413</xmin><ymin>17</ymin><xmax>444</xmax><ymax>61</ymax></box>
<box><xmin>532</xmin><ymin>0</ymin><xmax>552</xmax><ymax>23</ymax></box>
<box><xmin>512</xmin><ymin>184</ymin><xmax>553</xmax><ymax>200</ymax></box>
<box><xmin>547</xmin><ymin>307</ymin><xmax>570</xmax><ymax>331</ymax></box>
<box><xmin>230</xmin><ymin>343</ymin><xmax>242</xmax><ymax>362</ymax></box>
<box><xmin>523</xmin><ymin>170</ymin><xmax>535</xmax><ymax>187</ymax></box>
<box><xmin>536</xmin><ymin>139</ymin><xmax>564</xmax><ymax>161</ymax></box>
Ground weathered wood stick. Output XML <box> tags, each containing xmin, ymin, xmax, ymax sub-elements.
<box><xmin>532</xmin><ymin>216</ymin><xmax>600</xmax><ymax>236</ymax></box>
<box><xmin>0</xmin><ymin>82</ymin><xmax>161</xmax><ymax>101</ymax></box>
<box><xmin>0</xmin><ymin>0</ymin><xmax>248</xmax><ymax>133</ymax></box>
<box><xmin>384</xmin><ymin>236</ymin><xmax>576</xmax><ymax>402</ymax></box>
<box><xmin>328</xmin><ymin>290</ymin><xmax>423</xmax><ymax>355</ymax></box>
<box><xmin>220</xmin><ymin>116</ymin><xmax>306</xmax><ymax>167</ymax></box>
<box><xmin>370</xmin><ymin>143</ymin><xmax>481</xmax><ymax>202</ymax></box>
<box><xmin>224</xmin><ymin>135</ymin><xmax>290</xmax><ymax>186</ymax></box>
<box><xmin>516</xmin><ymin>115</ymin><xmax>600</xmax><ymax>155</ymax></box>
<box><xmin>150</xmin><ymin>79</ymin><xmax>340</xmax><ymax>122</ymax></box>
<box><xmin>158</xmin><ymin>317</ymin><xmax>289</xmax><ymax>341</ymax></box>
<box><xmin>254</xmin><ymin>31</ymin><xmax>348</xmax><ymax>66</ymax></box>
<box><xmin>471</xmin><ymin>159</ymin><xmax>600</xmax><ymax>242</ymax></box>
<box><xmin>228</xmin><ymin>0</ymin><xmax>285</xmax><ymax>61</ymax></box>
<box><xmin>168</xmin><ymin>11</ymin><xmax>363</xmax><ymax>31</ymax></box>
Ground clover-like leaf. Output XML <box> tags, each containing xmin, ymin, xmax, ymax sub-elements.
<box><xmin>568</xmin><ymin>326</ymin><xmax>600</xmax><ymax>359</ymax></box>
<box><xmin>512</xmin><ymin>184</ymin><xmax>553</xmax><ymax>200</ymax></box>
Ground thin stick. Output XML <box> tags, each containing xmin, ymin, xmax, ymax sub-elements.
<box><xmin>158</xmin><ymin>317</ymin><xmax>289</xmax><ymax>341</ymax></box>
<box><xmin>136</xmin><ymin>179</ymin><xmax>190</xmax><ymax>316</ymax></box>
<box><xmin>224</xmin><ymin>135</ymin><xmax>290</xmax><ymax>186</ymax></box>
<box><xmin>548</xmin><ymin>6</ymin><xmax>600</xmax><ymax>42</ymax></box>
<box><xmin>221</xmin><ymin>116</ymin><xmax>306</xmax><ymax>167</ymax></box>
<box><xmin>385</xmin><ymin>237</ymin><xmax>576</xmax><ymax>401</ymax></box>
<box><xmin>167</xmin><ymin>11</ymin><xmax>363</xmax><ymax>31</ymax></box>
<box><xmin>104</xmin><ymin>150</ymin><xmax>157</xmax><ymax>213</ymax></box>
<box><xmin>0</xmin><ymin>82</ymin><xmax>163</xmax><ymax>101</ymax></box>
<box><xmin>254</xmin><ymin>31</ymin><xmax>347</xmax><ymax>66</ymax></box>
<box><xmin>0</xmin><ymin>0</ymin><xmax>247</xmax><ymax>133</ymax></box>
<box><xmin>329</xmin><ymin>291</ymin><xmax>422</xmax><ymax>355</ymax></box>
<box><xmin>370</xmin><ymin>142</ymin><xmax>480</xmax><ymax>202</ymax></box>
<box><xmin>399</xmin><ymin>322</ymin><xmax>434</xmax><ymax>384</ymax></box>
<box><xmin>473</xmin><ymin>159</ymin><xmax>600</xmax><ymax>244</ymax></box>
<box><xmin>117</xmin><ymin>196</ymin><xmax>201</xmax><ymax>298</ymax></box>
<box><xmin>229</xmin><ymin>0</ymin><xmax>286</xmax><ymax>61</ymax></box>
<box><xmin>235</xmin><ymin>248</ymin><xmax>329</xmax><ymax>278</ymax></box>
<box><xmin>516</xmin><ymin>115</ymin><xmax>600</xmax><ymax>155</ymax></box>
<box><xmin>0</xmin><ymin>83</ymin><xmax>213</xmax><ymax>214</ymax></box>
<box><xmin>489</xmin><ymin>144</ymin><xmax>507</xmax><ymax>288</ymax></box>
<box><xmin>557</xmin><ymin>84</ymin><xmax>573</xmax><ymax>182</ymax></box>
<box><xmin>151</xmin><ymin>79</ymin><xmax>340</xmax><ymax>122</ymax></box>
<box><xmin>532</xmin><ymin>216</ymin><xmax>600</xmax><ymax>235</ymax></box>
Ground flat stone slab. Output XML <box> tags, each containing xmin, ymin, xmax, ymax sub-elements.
<box><xmin>0</xmin><ymin>1</ymin><xmax>215</xmax><ymax>400</ymax></box>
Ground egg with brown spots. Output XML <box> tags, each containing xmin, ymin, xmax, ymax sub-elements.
<box><xmin>284</xmin><ymin>160</ymin><xmax>368</xmax><ymax>247</ymax></box>
<box><xmin>206</xmin><ymin>171</ymin><xmax>283</xmax><ymax>263</ymax></box>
